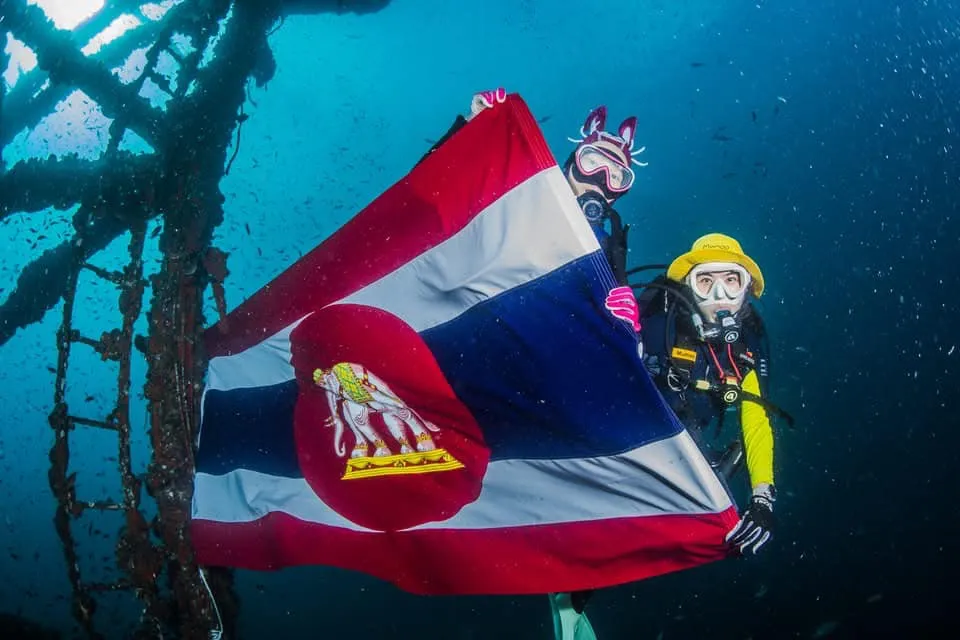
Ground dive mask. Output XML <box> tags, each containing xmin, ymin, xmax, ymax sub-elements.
<box><xmin>574</xmin><ymin>143</ymin><xmax>635</xmax><ymax>194</ymax></box>
<box><xmin>686</xmin><ymin>262</ymin><xmax>751</xmax><ymax>308</ymax></box>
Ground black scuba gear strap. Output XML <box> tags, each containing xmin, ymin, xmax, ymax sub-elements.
<box><xmin>739</xmin><ymin>389</ymin><xmax>797</xmax><ymax>430</ymax></box>
<box><xmin>606</xmin><ymin>208</ymin><xmax>629</xmax><ymax>285</ymax></box>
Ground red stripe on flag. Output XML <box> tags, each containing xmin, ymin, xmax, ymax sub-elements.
<box><xmin>191</xmin><ymin>507</ymin><xmax>740</xmax><ymax>595</ymax></box>
<box><xmin>204</xmin><ymin>95</ymin><xmax>557</xmax><ymax>357</ymax></box>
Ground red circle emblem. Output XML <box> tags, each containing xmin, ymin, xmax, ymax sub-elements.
<box><xmin>290</xmin><ymin>303</ymin><xmax>489</xmax><ymax>532</ymax></box>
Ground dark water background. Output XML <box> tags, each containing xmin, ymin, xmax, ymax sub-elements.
<box><xmin>1</xmin><ymin>0</ymin><xmax>958</xmax><ymax>637</ymax></box>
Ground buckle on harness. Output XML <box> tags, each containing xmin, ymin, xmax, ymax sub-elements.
<box><xmin>694</xmin><ymin>376</ymin><xmax>741</xmax><ymax>405</ymax></box>
<box><xmin>719</xmin><ymin>376</ymin><xmax>741</xmax><ymax>405</ymax></box>
<box><xmin>667</xmin><ymin>367</ymin><xmax>690</xmax><ymax>392</ymax></box>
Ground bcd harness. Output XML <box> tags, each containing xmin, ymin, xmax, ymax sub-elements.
<box><xmin>631</xmin><ymin>273</ymin><xmax>797</xmax><ymax>433</ymax></box>
<box><xmin>667</xmin><ymin>326</ymin><xmax>796</xmax><ymax>433</ymax></box>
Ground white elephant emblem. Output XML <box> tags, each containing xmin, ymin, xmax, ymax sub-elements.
<box><xmin>313</xmin><ymin>363</ymin><xmax>442</xmax><ymax>460</ymax></box>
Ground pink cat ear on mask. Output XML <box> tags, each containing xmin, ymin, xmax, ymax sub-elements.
<box><xmin>618</xmin><ymin>117</ymin><xmax>637</xmax><ymax>149</ymax></box>
<box><xmin>581</xmin><ymin>105</ymin><xmax>608</xmax><ymax>138</ymax></box>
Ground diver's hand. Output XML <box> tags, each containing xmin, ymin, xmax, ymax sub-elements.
<box><xmin>468</xmin><ymin>88</ymin><xmax>507</xmax><ymax>120</ymax></box>
<box><xmin>726</xmin><ymin>484</ymin><xmax>776</xmax><ymax>554</ymax></box>
<box><xmin>604</xmin><ymin>286</ymin><xmax>640</xmax><ymax>332</ymax></box>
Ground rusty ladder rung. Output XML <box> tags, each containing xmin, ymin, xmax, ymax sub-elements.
<box><xmin>69</xmin><ymin>415</ymin><xmax>118</xmax><ymax>431</ymax></box>
<box><xmin>70</xmin><ymin>333</ymin><xmax>110</xmax><ymax>351</ymax></box>
<box><xmin>77</xmin><ymin>499</ymin><xmax>123</xmax><ymax>512</ymax></box>
<box><xmin>81</xmin><ymin>262</ymin><xmax>124</xmax><ymax>285</ymax></box>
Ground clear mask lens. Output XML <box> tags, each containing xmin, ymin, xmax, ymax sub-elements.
<box><xmin>575</xmin><ymin>144</ymin><xmax>634</xmax><ymax>192</ymax></box>
<box><xmin>688</xmin><ymin>263</ymin><xmax>750</xmax><ymax>303</ymax></box>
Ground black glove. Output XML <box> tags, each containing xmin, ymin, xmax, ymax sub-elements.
<box><xmin>725</xmin><ymin>484</ymin><xmax>776</xmax><ymax>554</ymax></box>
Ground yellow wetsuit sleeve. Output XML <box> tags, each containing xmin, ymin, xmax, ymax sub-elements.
<box><xmin>740</xmin><ymin>369</ymin><xmax>775</xmax><ymax>489</ymax></box>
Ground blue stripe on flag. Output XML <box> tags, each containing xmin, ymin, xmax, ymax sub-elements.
<box><xmin>196</xmin><ymin>381</ymin><xmax>301</xmax><ymax>477</ymax></box>
<box><xmin>422</xmin><ymin>253</ymin><xmax>681</xmax><ymax>461</ymax></box>
<box><xmin>196</xmin><ymin>254</ymin><xmax>682</xmax><ymax>477</ymax></box>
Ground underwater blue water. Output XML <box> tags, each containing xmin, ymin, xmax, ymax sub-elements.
<box><xmin>1</xmin><ymin>0</ymin><xmax>959</xmax><ymax>637</ymax></box>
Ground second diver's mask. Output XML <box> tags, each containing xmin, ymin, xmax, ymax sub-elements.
<box><xmin>565</xmin><ymin>105</ymin><xmax>646</xmax><ymax>204</ymax></box>
<box><xmin>686</xmin><ymin>262</ymin><xmax>751</xmax><ymax>343</ymax></box>
<box><xmin>573</xmin><ymin>142</ymin><xmax>635</xmax><ymax>195</ymax></box>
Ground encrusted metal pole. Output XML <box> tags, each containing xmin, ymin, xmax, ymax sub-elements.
<box><xmin>47</xmin><ymin>231</ymin><xmax>101</xmax><ymax>639</ymax></box>
<box><xmin>111</xmin><ymin>221</ymin><xmax>168</xmax><ymax>638</ymax></box>
<box><xmin>141</xmin><ymin>1</ymin><xmax>286</xmax><ymax>635</ymax></box>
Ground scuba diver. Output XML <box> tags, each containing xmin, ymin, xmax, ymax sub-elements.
<box><xmin>419</xmin><ymin>89</ymin><xmax>644</xmax><ymax>289</ymax></box>
<box><xmin>634</xmin><ymin>233</ymin><xmax>792</xmax><ymax>556</ymax></box>
<box><xmin>557</xmin><ymin>235</ymin><xmax>794</xmax><ymax>640</ymax></box>
<box><xmin>421</xmin><ymin>90</ymin><xmax>647</xmax><ymax>640</ymax></box>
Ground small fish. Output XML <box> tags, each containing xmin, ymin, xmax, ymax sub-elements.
<box><xmin>424</xmin><ymin>138</ymin><xmax>437</xmax><ymax>145</ymax></box>
<box><xmin>712</xmin><ymin>133</ymin><xmax>733</xmax><ymax>142</ymax></box>
<box><xmin>776</xmin><ymin>96</ymin><xmax>788</xmax><ymax>103</ymax></box>
<box><xmin>537</xmin><ymin>115</ymin><xmax>553</xmax><ymax>124</ymax></box>
<box><xmin>150</xmin><ymin>226</ymin><xmax>162</xmax><ymax>238</ymax></box>
<box><xmin>751</xmin><ymin>110</ymin><xmax>757</xmax><ymax>122</ymax></box>
<box><xmin>690</xmin><ymin>61</ymin><xmax>705</xmax><ymax>67</ymax></box>
<box><xmin>245</xmin><ymin>223</ymin><xmax>251</xmax><ymax>235</ymax></box>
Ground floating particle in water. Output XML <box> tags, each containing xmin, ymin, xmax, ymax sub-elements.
<box><xmin>812</xmin><ymin>620</ymin><xmax>839</xmax><ymax>638</ymax></box>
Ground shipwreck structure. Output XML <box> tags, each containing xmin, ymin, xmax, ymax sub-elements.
<box><xmin>0</xmin><ymin>1</ymin><xmax>388</xmax><ymax>637</ymax></box>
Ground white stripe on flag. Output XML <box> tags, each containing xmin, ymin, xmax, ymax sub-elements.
<box><xmin>191</xmin><ymin>430</ymin><xmax>733</xmax><ymax>530</ymax></box>
<box><xmin>338</xmin><ymin>166</ymin><xmax>598</xmax><ymax>333</ymax></box>
<box><xmin>204</xmin><ymin>166</ymin><xmax>598</xmax><ymax>394</ymax></box>
<box><xmin>205</xmin><ymin>317</ymin><xmax>306</xmax><ymax>393</ymax></box>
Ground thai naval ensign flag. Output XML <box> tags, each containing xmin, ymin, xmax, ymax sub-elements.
<box><xmin>190</xmin><ymin>94</ymin><xmax>739</xmax><ymax>595</ymax></box>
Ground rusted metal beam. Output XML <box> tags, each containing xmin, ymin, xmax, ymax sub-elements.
<box><xmin>4</xmin><ymin>1</ymin><xmax>165</xmax><ymax>148</ymax></box>
<box><xmin>0</xmin><ymin>209</ymin><xmax>130</xmax><ymax>348</ymax></box>
<box><xmin>2</xmin><ymin>15</ymin><xmax>167</xmax><ymax>148</ymax></box>
<box><xmin>0</xmin><ymin>153</ymin><xmax>159</xmax><ymax>219</ymax></box>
